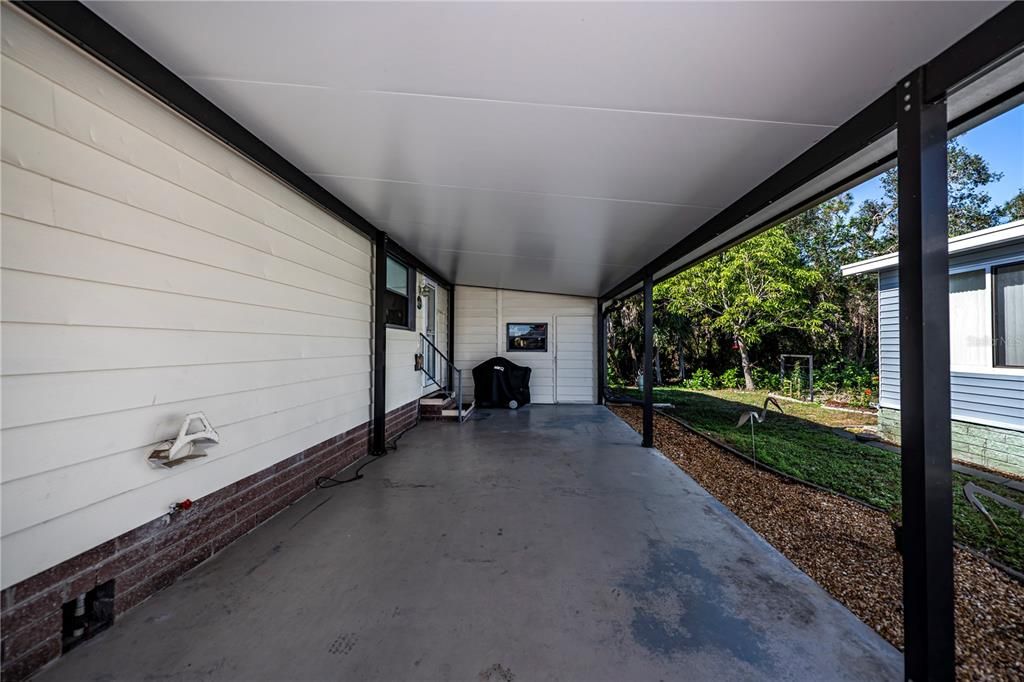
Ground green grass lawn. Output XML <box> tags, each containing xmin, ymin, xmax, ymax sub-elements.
<box><xmin>623</xmin><ymin>385</ymin><xmax>1024</xmax><ymax>573</ymax></box>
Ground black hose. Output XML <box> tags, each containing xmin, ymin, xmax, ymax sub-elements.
<box><xmin>315</xmin><ymin>406</ymin><xmax>420</xmax><ymax>488</ymax></box>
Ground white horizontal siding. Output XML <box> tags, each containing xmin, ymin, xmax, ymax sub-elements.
<box><xmin>0</xmin><ymin>7</ymin><xmax>372</xmax><ymax>587</ymax></box>
<box><xmin>382</xmin><ymin>271</ymin><xmax>449</xmax><ymax>412</ymax></box>
<box><xmin>453</xmin><ymin>286</ymin><xmax>596</xmax><ymax>404</ymax></box>
<box><xmin>555</xmin><ymin>315</ymin><xmax>595</xmax><ymax>403</ymax></box>
<box><xmin>454</xmin><ymin>286</ymin><xmax>499</xmax><ymax>401</ymax></box>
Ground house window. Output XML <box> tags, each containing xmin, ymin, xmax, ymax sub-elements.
<box><xmin>993</xmin><ymin>262</ymin><xmax>1024</xmax><ymax>367</ymax></box>
<box><xmin>385</xmin><ymin>256</ymin><xmax>415</xmax><ymax>330</ymax></box>
<box><xmin>507</xmin><ymin>323</ymin><xmax>547</xmax><ymax>352</ymax></box>
<box><xmin>948</xmin><ymin>269</ymin><xmax>988</xmax><ymax>367</ymax></box>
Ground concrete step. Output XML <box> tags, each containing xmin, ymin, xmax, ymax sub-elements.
<box><xmin>420</xmin><ymin>391</ymin><xmax>474</xmax><ymax>422</ymax></box>
<box><xmin>440</xmin><ymin>402</ymin><xmax>475</xmax><ymax>421</ymax></box>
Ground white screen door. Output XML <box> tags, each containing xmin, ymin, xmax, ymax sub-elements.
<box><xmin>555</xmin><ymin>315</ymin><xmax>594</xmax><ymax>403</ymax></box>
<box><xmin>422</xmin><ymin>283</ymin><xmax>436</xmax><ymax>386</ymax></box>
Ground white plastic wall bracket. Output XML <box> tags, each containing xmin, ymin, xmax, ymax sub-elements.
<box><xmin>149</xmin><ymin>412</ymin><xmax>220</xmax><ymax>468</ymax></box>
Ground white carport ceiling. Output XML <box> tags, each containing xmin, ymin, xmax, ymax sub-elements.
<box><xmin>87</xmin><ymin>1</ymin><xmax>1009</xmax><ymax>297</ymax></box>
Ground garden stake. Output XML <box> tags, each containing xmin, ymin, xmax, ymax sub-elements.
<box><xmin>750</xmin><ymin>417</ymin><xmax>757</xmax><ymax>471</ymax></box>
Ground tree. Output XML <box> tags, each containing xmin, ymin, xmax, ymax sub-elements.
<box><xmin>1001</xmin><ymin>189</ymin><xmax>1024</xmax><ymax>222</ymax></box>
<box><xmin>786</xmin><ymin>194</ymin><xmax>878</xmax><ymax>363</ymax></box>
<box><xmin>852</xmin><ymin>140</ymin><xmax>1003</xmax><ymax>251</ymax></box>
<box><xmin>658</xmin><ymin>228</ymin><xmax>838</xmax><ymax>390</ymax></box>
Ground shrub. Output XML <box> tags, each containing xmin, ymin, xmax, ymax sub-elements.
<box><xmin>718</xmin><ymin>367</ymin><xmax>743</xmax><ymax>389</ymax></box>
<box><xmin>814</xmin><ymin>359</ymin><xmax>879</xmax><ymax>407</ymax></box>
<box><xmin>684</xmin><ymin>368</ymin><xmax>717</xmax><ymax>390</ymax></box>
<box><xmin>752</xmin><ymin>367</ymin><xmax>781</xmax><ymax>391</ymax></box>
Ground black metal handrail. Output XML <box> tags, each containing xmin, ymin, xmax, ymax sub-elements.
<box><xmin>420</xmin><ymin>333</ymin><xmax>464</xmax><ymax>421</ymax></box>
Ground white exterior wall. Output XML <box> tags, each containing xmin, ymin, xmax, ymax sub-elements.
<box><xmin>453</xmin><ymin>286</ymin><xmax>596</xmax><ymax>404</ymax></box>
<box><xmin>385</xmin><ymin>272</ymin><xmax>448</xmax><ymax>411</ymax></box>
<box><xmin>0</xmin><ymin>7</ymin><xmax>373</xmax><ymax>588</ymax></box>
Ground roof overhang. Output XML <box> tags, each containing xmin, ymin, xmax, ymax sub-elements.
<box><xmin>14</xmin><ymin>1</ymin><xmax>1023</xmax><ymax>300</ymax></box>
<box><xmin>840</xmin><ymin>219</ymin><xmax>1024</xmax><ymax>276</ymax></box>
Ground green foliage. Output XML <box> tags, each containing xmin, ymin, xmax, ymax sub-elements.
<box><xmin>605</xmin><ymin>132</ymin><xmax>1014</xmax><ymax>396</ymax></box>
<box><xmin>683</xmin><ymin>368</ymin><xmax>717</xmax><ymax>390</ymax></box>
<box><xmin>1001</xmin><ymin>189</ymin><xmax>1024</xmax><ymax>222</ymax></box>
<box><xmin>781</xmin><ymin>361</ymin><xmax>809</xmax><ymax>400</ymax></box>
<box><xmin>718</xmin><ymin>368</ymin><xmax>743</xmax><ymax>390</ymax></box>
<box><xmin>814</xmin><ymin>359</ymin><xmax>878</xmax><ymax>407</ymax></box>
<box><xmin>752</xmin><ymin>367</ymin><xmax>781</xmax><ymax>392</ymax></box>
<box><xmin>657</xmin><ymin>228</ymin><xmax>840</xmax><ymax>389</ymax></box>
<box><xmin>855</xmin><ymin>140</ymin><xmax>1004</xmax><ymax>249</ymax></box>
<box><xmin>816</xmin><ymin>359</ymin><xmax>875</xmax><ymax>391</ymax></box>
<box><xmin>660</xmin><ymin>228</ymin><xmax>837</xmax><ymax>347</ymax></box>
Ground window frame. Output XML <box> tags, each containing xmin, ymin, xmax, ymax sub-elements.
<box><xmin>384</xmin><ymin>255</ymin><xmax>416</xmax><ymax>331</ymax></box>
<box><xmin>992</xmin><ymin>260</ymin><xmax>1024</xmax><ymax>369</ymax></box>
<box><xmin>506</xmin><ymin>322</ymin><xmax>548</xmax><ymax>353</ymax></box>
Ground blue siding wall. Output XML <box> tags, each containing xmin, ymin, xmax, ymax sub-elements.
<box><xmin>877</xmin><ymin>269</ymin><xmax>1024</xmax><ymax>432</ymax></box>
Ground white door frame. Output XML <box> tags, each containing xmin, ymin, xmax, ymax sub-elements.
<box><xmin>422</xmin><ymin>279</ymin><xmax>438</xmax><ymax>387</ymax></box>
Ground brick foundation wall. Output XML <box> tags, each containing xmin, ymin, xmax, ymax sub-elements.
<box><xmin>878</xmin><ymin>406</ymin><xmax>1024</xmax><ymax>476</ymax></box>
<box><xmin>384</xmin><ymin>399</ymin><xmax>419</xmax><ymax>439</ymax></box>
<box><xmin>0</xmin><ymin>399</ymin><xmax>419</xmax><ymax>680</ymax></box>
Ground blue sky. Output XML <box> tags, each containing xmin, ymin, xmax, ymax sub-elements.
<box><xmin>847</xmin><ymin>104</ymin><xmax>1024</xmax><ymax>209</ymax></box>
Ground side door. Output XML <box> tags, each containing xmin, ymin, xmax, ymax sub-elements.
<box><xmin>554</xmin><ymin>315</ymin><xmax>595</xmax><ymax>403</ymax></box>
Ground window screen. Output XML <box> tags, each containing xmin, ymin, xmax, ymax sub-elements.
<box><xmin>994</xmin><ymin>262</ymin><xmax>1024</xmax><ymax>367</ymax></box>
<box><xmin>507</xmin><ymin>323</ymin><xmax>547</xmax><ymax>352</ymax></box>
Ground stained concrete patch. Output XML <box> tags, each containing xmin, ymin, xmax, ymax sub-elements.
<box><xmin>620</xmin><ymin>539</ymin><xmax>769</xmax><ymax>668</ymax></box>
<box><xmin>478</xmin><ymin>662</ymin><xmax>515</xmax><ymax>681</ymax></box>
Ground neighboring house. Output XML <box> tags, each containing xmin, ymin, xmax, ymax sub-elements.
<box><xmin>841</xmin><ymin>220</ymin><xmax>1024</xmax><ymax>475</ymax></box>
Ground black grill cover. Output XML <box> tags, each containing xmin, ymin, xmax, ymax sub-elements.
<box><xmin>472</xmin><ymin>357</ymin><xmax>531</xmax><ymax>408</ymax></box>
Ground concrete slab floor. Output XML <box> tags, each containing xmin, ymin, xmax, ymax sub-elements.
<box><xmin>38</xmin><ymin>405</ymin><xmax>902</xmax><ymax>681</ymax></box>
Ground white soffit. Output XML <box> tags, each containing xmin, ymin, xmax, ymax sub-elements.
<box><xmin>86</xmin><ymin>1</ymin><xmax>1010</xmax><ymax>297</ymax></box>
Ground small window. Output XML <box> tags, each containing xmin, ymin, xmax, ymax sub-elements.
<box><xmin>384</xmin><ymin>256</ymin><xmax>415</xmax><ymax>330</ymax></box>
<box><xmin>993</xmin><ymin>262</ymin><xmax>1024</xmax><ymax>368</ymax></box>
<box><xmin>507</xmin><ymin>323</ymin><xmax>547</xmax><ymax>352</ymax></box>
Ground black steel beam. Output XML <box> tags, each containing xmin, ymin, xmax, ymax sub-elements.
<box><xmin>924</xmin><ymin>2</ymin><xmax>1024</xmax><ymax>101</ymax></box>
<box><xmin>372</xmin><ymin>233</ymin><xmax>389</xmax><ymax>455</ymax></box>
<box><xmin>641</xmin><ymin>274</ymin><xmax>654</xmax><ymax>448</ymax></box>
<box><xmin>388</xmin><ymin>240</ymin><xmax>451</xmax><ymax>291</ymax></box>
<box><xmin>597</xmin><ymin>300</ymin><xmax>607</xmax><ymax>405</ymax></box>
<box><xmin>448</xmin><ymin>284</ymin><xmax>456</xmax><ymax>392</ymax></box>
<box><xmin>896</xmin><ymin>68</ymin><xmax>955</xmax><ymax>682</ymax></box>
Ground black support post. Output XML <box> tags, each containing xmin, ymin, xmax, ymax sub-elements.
<box><xmin>372</xmin><ymin>232</ymin><xmax>388</xmax><ymax>455</ymax></box>
<box><xmin>896</xmin><ymin>68</ymin><xmax>954</xmax><ymax>682</ymax></box>
<box><xmin>597</xmin><ymin>300</ymin><xmax>607</xmax><ymax>405</ymax></box>
<box><xmin>642</xmin><ymin>274</ymin><xmax>654</xmax><ymax>448</ymax></box>
<box><xmin>447</xmin><ymin>284</ymin><xmax>455</xmax><ymax>392</ymax></box>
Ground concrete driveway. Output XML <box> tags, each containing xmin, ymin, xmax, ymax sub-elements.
<box><xmin>38</xmin><ymin>405</ymin><xmax>901</xmax><ymax>681</ymax></box>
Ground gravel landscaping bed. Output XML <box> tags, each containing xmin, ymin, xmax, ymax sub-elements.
<box><xmin>610</xmin><ymin>405</ymin><xmax>1024</xmax><ymax>681</ymax></box>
